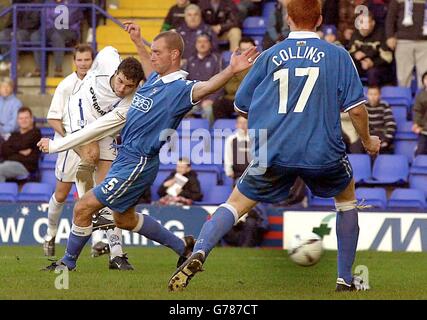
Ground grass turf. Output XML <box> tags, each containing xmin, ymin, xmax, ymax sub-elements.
<box><xmin>0</xmin><ymin>246</ymin><xmax>426</xmax><ymax>300</ymax></box>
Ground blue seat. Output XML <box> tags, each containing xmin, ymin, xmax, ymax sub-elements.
<box><xmin>410</xmin><ymin>155</ymin><xmax>427</xmax><ymax>174</ymax></box>
<box><xmin>39</xmin><ymin>153</ymin><xmax>58</xmax><ymax>169</ymax></box>
<box><xmin>0</xmin><ymin>182</ymin><xmax>18</xmax><ymax>202</ymax></box>
<box><xmin>242</xmin><ymin>17</ymin><xmax>266</xmax><ymax>36</ymax></box>
<box><xmin>195</xmin><ymin>185</ymin><xmax>231</xmax><ymax>205</ymax></box>
<box><xmin>221</xmin><ymin>50</ymin><xmax>232</xmax><ymax>66</ymax></box>
<box><xmin>40</xmin><ymin>169</ymin><xmax>57</xmax><ymax>188</ymax></box>
<box><xmin>409</xmin><ymin>174</ymin><xmax>427</xmax><ymax>198</ymax></box>
<box><xmin>212</xmin><ymin>119</ymin><xmax>235</xmax><ymax>131</ymax></box>
<box><xmin>388</xmin><ymin>188</ymin><xmax>426</xmax><ymax>209</ymax></box>
<box><xmin>177</xmin><ymin>119</ymin><xmax>210</xmax><ymax>137</ymax></box>
<box><xmin>348</xmin><ymin>154</ymin><xmax>371</xmax><ymax>184</ymax></box>
<box><xmin>40</xmin><ymin>127</ymin><xmax>55</xmax><ymax>139</ymax></box>
<box><xmin>262</xmin><ymin>1</ymin><xmax>276</xmax><ymax>19</ymax></box>
<box><xmin>17</xmin><ymin>182</ymin><xmax>54</xmax><ymax>202</ymax></box>
<box><xmin>391</xmin><ymin>106</ymin><xmax>407</xmax><ymax>124</ymax></box>
<box><xmin>395</xmin><ymin>121</ymin><xmax>417</xmax><ymax>140</ymax></box>
<box><xmin>380</xmin><ymin>86</ymin><xmax>412</xmax><ymax>109</ymax></box>
<box><xmin>355</xmin><ymin>187</ymin><xmax>387</xmax><ymax>209</ymax></box>
<box><xmin>365</xmin><ymin>155</ymin><xmax>409</xmax><ymax>184</ymax></box>
<box><xmin>394</xmin><ymin>139</ymin><xmax>417</xmax><ymax>163</ymax></box>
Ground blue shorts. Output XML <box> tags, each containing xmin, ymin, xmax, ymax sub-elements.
<box><xmin>237</xmin><ymin>156</ymin><xmax>353</xmax><ymax>203</ymax></box>
<box><xmin>93</xmin><ymin>151</ymin><xmax>159</xmax><ymax>213</ymax></box>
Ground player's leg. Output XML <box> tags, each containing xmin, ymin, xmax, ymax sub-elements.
<box><xmin>333</xmin><ymin>178</ymin><xmax>361</xmax><ymax>291</ymax></box>
<box><xmin>43</xmin><ymin>190</ymin><xmax>104</xmax><ymax>271</ymax></box>
<box><xmin>43</xmin><ymin>180</ymin><xmax>73</xmax><ymax>256</ymax></box>
<box><xmin>75</xmin><ymin>141</ymin><xmax>99</xmax><ymax>198</ymax></box>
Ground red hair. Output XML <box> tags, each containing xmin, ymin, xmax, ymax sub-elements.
<box><xmin>287</xmin><ymin>0</ymin><xmax>322</xmax><ymax>30</ymax></box>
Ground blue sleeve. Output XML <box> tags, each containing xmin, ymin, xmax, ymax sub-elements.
<box><xmin>2</xmin><ymin>98</ymin><xmax>21</xmax><ymax>134</ymax></box>
<box><xmin>172</xmin><ymin>80</ymin><xmax>199</xmax><ymax>116</ymax></box>
<box><xmin>234</xmin><ymin>53</ymin><xmax>266</xmax><ymax>114</ymax></box>
<box><xmin>339</xmin><ymin>50</ymin><xmax>366</xmax><ymax>112</ymax></box>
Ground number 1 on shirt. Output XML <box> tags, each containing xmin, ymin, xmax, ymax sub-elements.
<box><xmin>274</xmin><ymin>67</ymin><xmax>319</xmax><ymax>114</ymax></box>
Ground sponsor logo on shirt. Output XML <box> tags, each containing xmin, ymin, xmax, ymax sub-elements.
<box><xmin>90</xmin><ymin>87</ymin><xmax>107</xmax><ymax>116</ymax></box>
<box><xmin>131</xmin><ymin>93</ymin><xmax>153</xmax><ymax>113</ymax></box>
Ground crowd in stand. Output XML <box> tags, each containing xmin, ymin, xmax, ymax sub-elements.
<box><xmin>0</xmin><ymin>1</ymin><xmax>426</xmax><ymax>216</ymax></box>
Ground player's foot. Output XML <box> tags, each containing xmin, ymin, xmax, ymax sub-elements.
<box><xmin>91</xmin><ymin>241</ymin><xmax>110</xmax><ymax>258</ymax></box>
<box><xmin>177</xmin><ymin>235</ymin><xmax>195</xmax><ymax>268</ymax></box>
<box><xmin>335</xmin><ymin>276</ymin><xmax>370</xmax><ymax>292</ymax></box>
<box><xmin>109</xmin><ymin>253</ymin><xmax>134</xmax><ymax>271</ymax></box>
<box><xmin>43</xmin><ymin>235</ymin><xmax>55</xmax><ymax>257</ymax></box>
<box><xmin>168</xmin><ymin>251</ymin><xmax>205</xmax><ymax>292</ymax></box>
<box><xmin>92</xmin><ymin>209</ymin><xmax>115</xmax><ymax>231</ymax></box>
<box><xmin>41</xmin><ymin>260</ymin><xmax>75</xmax><ymax>272</ymax></box>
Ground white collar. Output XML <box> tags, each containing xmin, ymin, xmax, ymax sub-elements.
<box><xmin>287</xmin><ymin>31</ymin><xmax>320</xmax><ymax>39</ymax></box>
<box><xmin>156</xmin><ymin>70</ymin><xmax>189</xmax><ymax>84</ymax></box>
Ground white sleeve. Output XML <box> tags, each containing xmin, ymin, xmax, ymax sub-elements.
<box><xmin>90</xmin><ymin>46</ymin><xmax>121</xmax><ymax>76</ymax></box>
<box><xmin>47</xmin><ymin>81</ymin><xmax>67</xmax><ymax>120</ymax></box>
<box><xmin>49</xmin><ymin>109</ymin><xmax>127</xmax><ymax>153</ymax></box>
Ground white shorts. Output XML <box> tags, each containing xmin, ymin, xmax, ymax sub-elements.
<box><xmin>55</xmin><ymin>149</ymin><xmax>80</xmax><ymax>183</ymax></box>
<box><xmin>99</xmin><ymin>136</ymin><xmax>117</xmax><ymax>161</ymax></box>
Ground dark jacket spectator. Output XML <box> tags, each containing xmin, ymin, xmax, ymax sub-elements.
<box><xmin>198</xmin><ymin>0</ymin><xmax>242</xmax><ymax>51</ymax></box>
<box><xmin>162</xmin><ymin>0</ymin><xmax>199</xmax><ymax>31</ymax></box>
<box><xmin>348</xmin><ymin>13</ymin><xmax>394</xmax><ymax>86</ymax></box>
<box><xmin>262</xmin><ymin>0</ymin><xmax>290</xmax><ymax>50</ymax></box>
<box><xmin>0</xmin><ymin>107</ymin><xmax>41</xmax><ymax>181</ymax></box>
<box><xmin>412</xmin><ymin>72</ymin><xmax>427</xmax><ymax>155</ymax></box>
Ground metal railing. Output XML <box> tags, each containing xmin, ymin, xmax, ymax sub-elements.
<box><xmin>0</xmin><ymin>2</ymin><xmax>129</xmax><ymax>94</ymax></box>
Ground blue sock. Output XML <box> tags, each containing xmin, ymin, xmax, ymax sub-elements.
<box><xmin>194</xmin><ymin>204</ymin><xmax>237</xmax><ymax>257</ymax></box>
<box><xmin>136</xmin><ymin>214</ymin><xmax>185</xmax><ymax>256</ymax></box>
<box><xmin>61</xmin><ymin>224</ymin><xmax>92</xmax><ymax>269</ymax></box>
<box><xmin>336</xmin><ymin>208</ymin><xmax>359</xmax><ymax>284</ymax></box>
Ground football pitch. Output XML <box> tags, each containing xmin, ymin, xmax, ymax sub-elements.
<box><xmin>1</xmin><ymin>246</ymin><xmax>426</xmax><ymax>300</ymax></box>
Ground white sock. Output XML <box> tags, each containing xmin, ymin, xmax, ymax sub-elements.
<box><xmin>107</xmin><ymin>227</ymin><xmax>124</xmax><ymax>258</ymax></box>
<box><xmin>91</xmin><ymin>230</ymin><xmax>104</xmax><ymax>246</ymax></box>
<box><xmin>47</xmin><ymin>194</ymin><xmax>65</xmax><ymax>238</ymax></box>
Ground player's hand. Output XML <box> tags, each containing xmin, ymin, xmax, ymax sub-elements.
<box><xmin>37</xmin><ymin>138</ymin><xmax>51</xmax><ymax>153</ymax></box>
<box><xmin>123</xmin><ymin>21</ymin><xmax>142</xmax><ymax>45</ymax></box>
<box><xmin>362</xmin><ymin>135</ymin><xmax>381</xmax><ymax>156</ymax></box>
<box><xmin>229</xmin><ymin>46</ymin><xmax>260</xmax><ymax>74</ymax></box>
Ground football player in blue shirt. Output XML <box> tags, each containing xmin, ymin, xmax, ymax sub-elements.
<box><xmin>43</xmin><ymin>24</ymin><xmax>259</xmax><ymax>272</ymax></box>
<box><xmin>168</xmin><ymin>0</ymin><xmax>381</xmax><ymax>292</ymax></box>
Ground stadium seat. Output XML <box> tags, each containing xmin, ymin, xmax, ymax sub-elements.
<box><xmin>348</xmin><ymin>154</ymin><xmax>371</xmax><ymax>184</ymax></box>
<box><xmin>221</xmin><ymin>50</ymin><xmax>232</xmax><ymax>66</ymax></box>
<box><xmin>242</xmin><ymin>17</ymin><xmax>267</xmax><ymax>36</ymax></box>
<box><xmin>355</xmin><ymin>187</ymin><xmax>387</xmax><ymax>209</ymax></box>
<box><xmin>395</xmin><ymin>121</ymin><xmax>417</xmax><ymax>140</ymax></box>
<box><xmin>262</xmin><ymin>1</ymin><xmax>276</xmax><ymax>19</ymax></box>
<box><xmin>394</xmin><ymin>139</ymin><xmax>417</xmax><ymax>163</ymax></box>
<box><xmin>365</xmin><ymin>155</ymin><xmax>409</xmax><ymax>184</ymax></box>
<box><xmin>17</xmin><ymin>182</ymin><xmax>54</xmax><ymax>202</ymax></box>
<box><xmin>197</xmin><ymin>171</ymin><xmax>218</xmax><ymax>195</ymax></box>
<box><xmin>387</xmin><ymin>188</ymin><xmax>426</xmax><ymax>209</ymax></box>
<box><xmin>391</xmin><ymin>106</ymin><xmax>407</xmax><ymax>124</ymax></box>
<box><xmin>40</xmin><ymin>169</ymin><xmax>57</xmax><ymax>188</ymax></box>
<box><xmin>380</xmin><ymin>86</ymin><xmax>412</xmax><ymax>109</ymax></box>
<box><xmin>410</xmin><ymin>155</ymin><xmax>427</xmax><ymax>174</ymax></box>
<box><xmin>195</xmin><ymin>185</ymin><xmax>232</xmax><ymax>205</ymax></box>
<box><xmin>40</xmin><ymin>127</ymin><xmax>55</xmax><ymax>139</ymax></box>
<box><xmin>409</xmin><ymin>174</ymin><xmax>427</xmax><ymax>198</ymax></box>
<box><xmin>39</xmin><ymin>153</ymin><xmax>58</xmax><ymax>169</ymax></box>
<box><xmin>212</xmin><ymin>119</ymin><xmax>235</xmax><ymax>131</ymax></box>
<box><xmin>0</xmin><ymin>182</ymin><xmax>18</xmax><ymax>202</ymax></box>
<box><xmin>177</xmin><ymin>119</ymin><xmax>210</xmax><ymax>137</ymax></box>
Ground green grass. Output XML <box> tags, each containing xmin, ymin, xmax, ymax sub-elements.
<box><xmin>0</xmin><ymin>246</ymin><xmax>426</xmax><ymax>300</ymax></box>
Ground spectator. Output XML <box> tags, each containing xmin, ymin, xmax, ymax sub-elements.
<box><xmin>176</xmin><ymin>4</ymin><xmax>219</xmax><ymax>62</ymax></box>
<box><xmin>0</xmin><ymin>106</ymin><xmax>41</xmax><ymax>182</ymax></box>
<box><xmin>184</xmin><ymin>32</ymin><xmax>223</xmax><ymax>122</ymax></box>
<box><xmin>348</xmin><ymin>12</ymin><xmax>394</xmax><ymax>86</ymax></box>
<box><xmin>237</xmin><ymin>0</ymin><xmax>265</xmax><ymax>22</ymax></box>
<box><xmin>386</xmin><ymin>0</ymin><xmax>427</xmax><ymax>88</ymax></box>
<box><xmin>222</xmin><ymin>203</ymin><xmax>268</xmax><ymax>247</ymax></box>
<box><xmin>321</xmin><ymin>24</ymin><xmax>342</xmax><ymax>46</ymax></box>
<box><xmin>157</xmin><ymin>157</ymin><xmax>203</xmax><ymax>205</ymax></box>
<box><xmin>412</xmin><ymin>71</ymin><xmax>427</xmax><ymax>155</ymax></box>
<box><xmin>338</xmin><ymin>0</ymin><xmax>366</xmax><ymax>48</ymax></box>
<box><xmin>224</xmin><ymin>115</ymin><xmax>251</xmax><ymax>184</ymax></box>
<box><xmin>0</xmin><ymin>77</ymin><xmax>22</xmax><ymax>141</ymax></box>
<box><xmin>0</xmin><ymin>0</ymin><xmax>42</xmax><ymax>76</ymax></box>
<box><xmin>367</xmin><ymin>0</ymin><xmax>390</xmax><ymax>27</ymax></box>
<box><xmin>198</xmin><ymin>0</ymin><xmax>242</xmax><ymax>51</ymax></box>
<box><xmin>33</xmin><ymin>0</ymin><xmax>84</xmax><ymax>77</ymax></box>
<box><xmin>365</xmin><ymin>85</ymin><xmax>396</xmax><ymax>154</ymax></box>
<box><xmin>212</xmin><ymin>36</ymin><xmax>254</xmax><ymax>120</ymax></box>
<box><xmin>262</xmin><ymin>0</ymin><xmax>290</xmax><ymax>50</ymax></box>
<box><xmin>162</xmin><ymin>0</ymin><xmax>191</xmax><ymax>31</ymax></box>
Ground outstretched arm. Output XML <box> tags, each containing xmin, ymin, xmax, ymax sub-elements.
<box><xmin>123</xmin><ymin>21</ymin><xmax>155</xmax><ymax>78</ymax></box>
<box><xmin>192</xmin><ymin>47</ymin><xmax>259</xmax><ymax>103</ymax></box>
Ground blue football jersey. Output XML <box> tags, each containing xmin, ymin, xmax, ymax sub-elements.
<box><xmin>120</xmin><ymin>71</ymin><xmax>198</xmax><ymax>157</ymax></box>
<box><xmin>235</xmin><ymin>31</ymin><xmax>365</xmax><ymax>168</ymax></box>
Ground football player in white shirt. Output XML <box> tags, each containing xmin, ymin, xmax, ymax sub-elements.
<box><xmin>42</xmin><ymin>44</ymin><xmax>144</xmax><ymax>270</ymax></box>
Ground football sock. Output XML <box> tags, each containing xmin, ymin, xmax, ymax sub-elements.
<box><xmin>107</xmin><ymin>227</ymin><xmax>124</xmax><ymax>258</ymax></box>
<box><xmin>47</xmin><ymin>194</ymin><xmax>64</xmax><ymax>238</ymax></box>
<box><xmin>91</xmin><ymin>230</ymin><xmax>104</xmax><ymax>247</ymax></box>
<box><xmin>193</xmin><ymin>204</ymin><xmax>238</xmax><ymax>257</ymax></box>
<box><xmin>133</xmin><ymin>213</ymin><xmax>185</xmax><ymax>256</ymax></box>
<box><xmin>336</xmin><ymin>202</ymin><xmax>359</xmax><ymax>285</ymax></box>
<box><xmin>62</xmin><ymin>223</ymin><xmax>92</xmax><ymax>269</ymax></box>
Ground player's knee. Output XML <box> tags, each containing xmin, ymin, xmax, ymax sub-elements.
<box><xmin>73</xmin><ymin>200</ymin><xmax>93</xmax><ymax>224</ymax></box>
<box><xmin>114</xmin><ymin>215</ymin><xmax>138</xmax><ymax>231</ymax></box>
<box><xmin>54</xmin><ymin>191</ymin><xmax>67</xmax><ymax>203</ymax></box>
